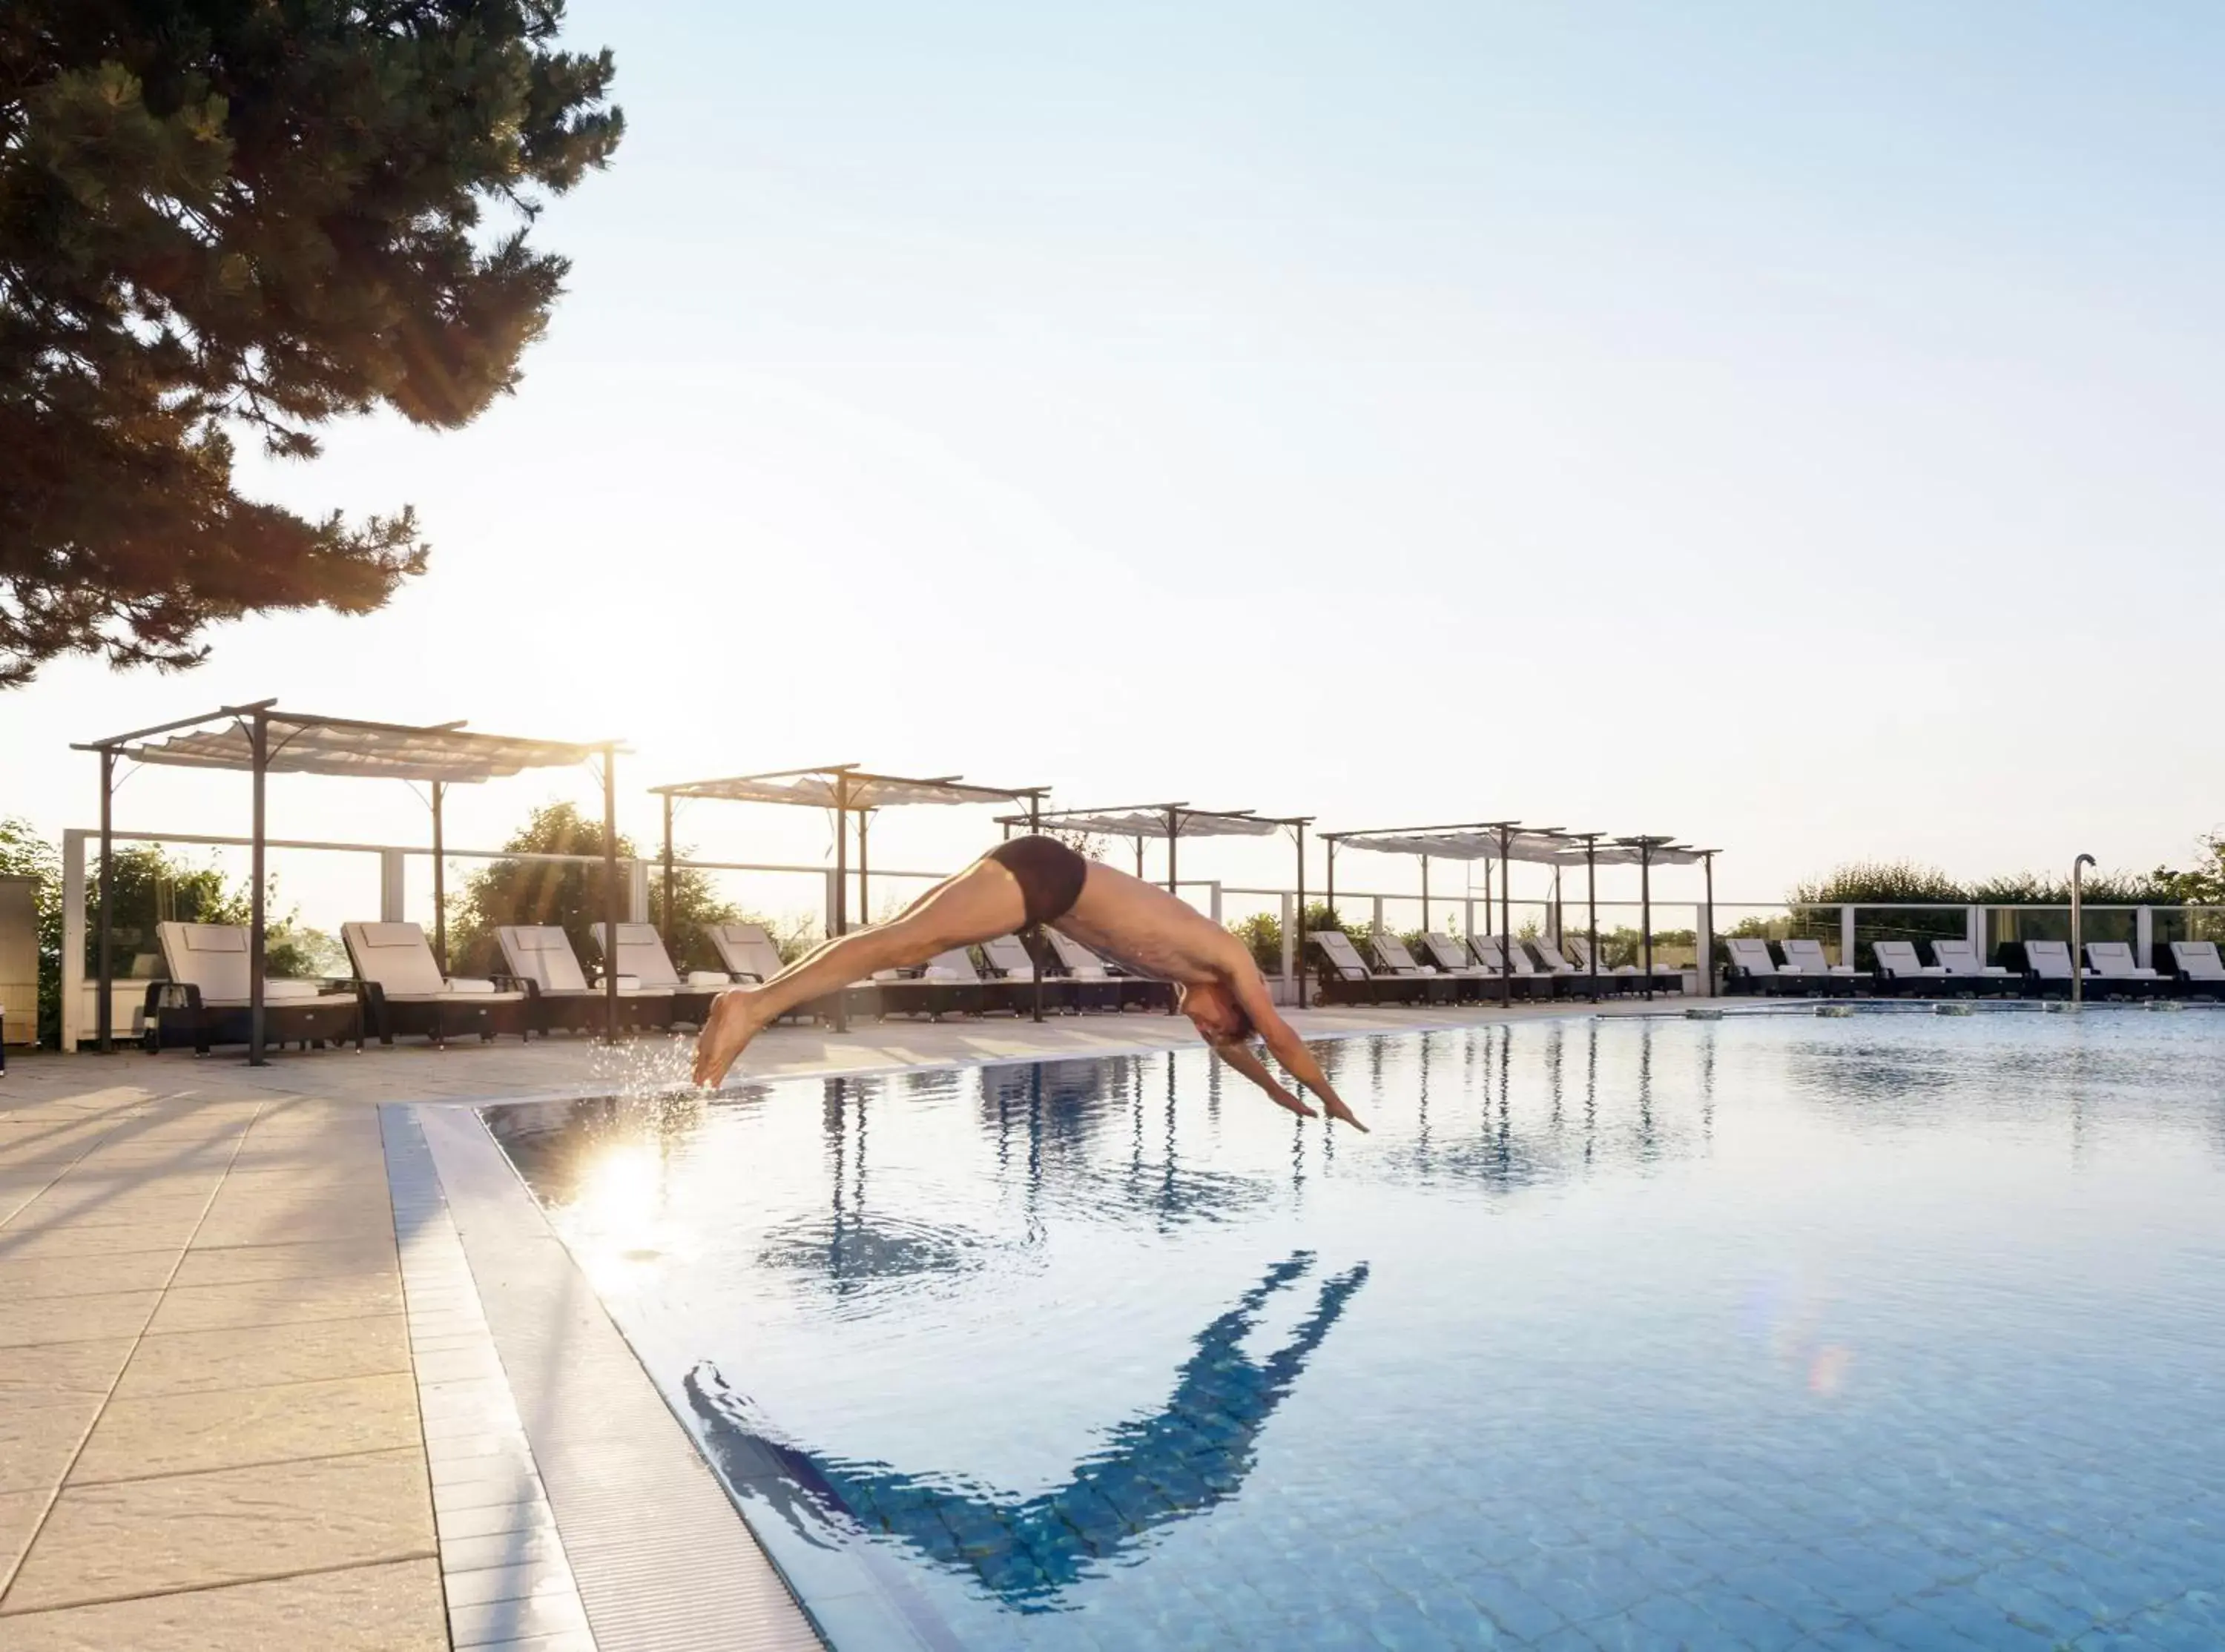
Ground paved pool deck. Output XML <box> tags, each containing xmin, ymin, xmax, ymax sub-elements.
<box><xmin>0</xmin><ymin>995</ymin><xmax>1690</xmax><ymax>1649</ymax></box>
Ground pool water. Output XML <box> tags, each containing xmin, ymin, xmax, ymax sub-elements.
<box><xmin>487</xmin><ymin>1013</ymin><xmax>2225</xmax><ymax>1651</ymax></box>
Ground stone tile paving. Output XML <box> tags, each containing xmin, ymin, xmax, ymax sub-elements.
<box><xmin>0</xmin><ymin>1089</ymin><xmax>448</xmax><ymax>1646</ymax></box>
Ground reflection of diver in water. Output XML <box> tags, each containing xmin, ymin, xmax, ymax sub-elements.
<box><xmin>684</xmin><ymin>1252</ymin><xmax>1368</xmax><ymax>1610</ymax></box>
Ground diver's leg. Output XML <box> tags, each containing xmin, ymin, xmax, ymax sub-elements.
<box><xmin>694</xmin><ymin>858</ymin><xmax>1027</xmax><ymax>1083</ymax></box>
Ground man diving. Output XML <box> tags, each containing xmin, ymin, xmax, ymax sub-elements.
<box><xmin>691</xmin><ymin>834</ymin><xmax>1367</xmax><ymax>1130</ymax></box>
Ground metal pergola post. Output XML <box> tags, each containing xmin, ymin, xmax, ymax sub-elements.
<box><xmin>1702</xmin><ymin>850</ymin><xmax>1716</xmax><ymax>998</ymax></box>
<box><xmin>96</xmin><ymin>750</ymin><xmax>114</xmax><ymax>1053</ymax></box>
<box><xmin>1497</xmin><ymin>825</ymin><xmax>1512</xmax><ymax>1008</ymax></box>
<box><xmin>1586</xmin><ymin>838</ymin><xmax>1600</xmax><ymax>1002</ymax></box>
<box><xmin>1421</xmin><ymin>855</ymin><xmax>1430</xmax><ymax>936</ymax></box>
<box><xmin>1028</xmin><ymin>793</ymin><xmax>1043</xmax><ymax>1024</ymax></box>
<box><xmin>601</xmin><ymin>744</ymin><xmax>621</xmax><ymax>1043</ymax></box>
<box><xmin>1164</xmin><ymin>806</ymin><xmax>1180</xmax><ymax>896</ymax></box>
<box><xmin>1641</xmin><ymin>843</ymin><xmax>1655</xmax><ymax>1002</ymax></box>
<box><xmin>1294</xmin><ymin>819</ymin><xmax>1308</xmax><ymax>1009</ymax></box>
<box><xmin>430</xmin><ymin>781</ymin><xmax>447</xmax><ymax>974</ymax></box>
<box><xmin>857</xmin><ymin>809</ymin><xmax>871</xmax><ymax>926</ymax></box>
<box><xmin>661</xmin><ymin>793</ymin><xmax>676</xmax><ymax>955</ymax></box>
<box><xmin>248</xmin><ymin>708</ymin><xmax>269</xmax><ymax>1066</ymax></box>
<box><xmin>831</xmin><ymin>772</ymin><xmax>851</xmax><ymax>1033</ymax></box>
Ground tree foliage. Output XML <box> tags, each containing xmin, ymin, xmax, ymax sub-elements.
<box><xmin>0</xmin><ymin>820</ymin><xmax>333</xmax><ymax>1045</ymax></box>
<box><xmin>444</xmin><ymin>802</ymin><xmax>770</xmax><ymax>979</ymax></box>
<box><xmin>0</xmin><ymin>0</ymin><xmax>622</xmax><ymax>685</ymax></box>
<box><xmin>1791</xmin><ymin>856</ymin><xmax>2197</xmax><ymax>908</ymax></box>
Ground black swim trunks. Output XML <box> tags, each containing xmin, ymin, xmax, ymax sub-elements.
<box><xmin>986</xmin><ymin>835</ymin><xmax>1090</xmax><ymax>928</ymax></box>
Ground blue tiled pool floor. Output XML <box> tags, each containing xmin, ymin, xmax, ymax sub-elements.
<box><xmin>488</xmin><ymin>1014</ymin><xmax>2225</xmax><ymax>1650</ymax></box>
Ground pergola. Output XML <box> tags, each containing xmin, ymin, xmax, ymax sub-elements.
<box><xmin>74</xmin><ymin>702</ymin><xmax>619</xmax><ymax>1063</ymax></box>
<box><xmin>1323</xmin><ymin>822</ymin><xmax>1717</xmax><ymax>1000</ymax></box>
<box><xmin>649</xmin><ymin>764</ymin><xmax>1050</xmax><ymax>1025</ymax></box>
<box><xmin>1002</xmin><ymin>802</ymin><xmax>1315</xmax><ymax>1005</ymax></box>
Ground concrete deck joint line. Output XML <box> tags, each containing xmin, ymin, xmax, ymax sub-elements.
<box><xmin>381</xmin><ymin>1105</ymin><xmax>599</xmax><ymax>1651</ymax></box>
<box><xmin>413</xmin><ymin>1104</ymin><xmax>824</xmax><ymax>1651</ymax></box>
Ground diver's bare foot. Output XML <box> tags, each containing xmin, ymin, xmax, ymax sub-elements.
<box><xmin>694</xmin><ymin>988</ymin><xmax>771</xmax><ymax>1087</ymax></box>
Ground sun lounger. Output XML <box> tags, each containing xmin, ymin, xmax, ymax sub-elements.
<box><xmin>1309</xmin><ymin>931</ymin><xmax>1423</xmax><ymax>1005</ymax></box>
<box><xmin>145</xmin><ymin>922</ymin><xmax>365</xmax><ymax>1054</ymax></box>
<box><xmin>1469</xmin><ymin>936</ymin><xmax>1552</xmax><ymax>1000</ymax></box>
<box><xmin>871</xmin><ymin>947</ymin><xmax>988</xmax><ymax>1019</ymax></box>
<box><xmin>1726</xmin><ymin>936</ymin><xmax>1801</xmax><ymax>996</ymax></box>
<box><xmin>340</xmin><ymin>922</ymin><xmax>530</xmax><ymax>1045</ymax></box>
<box><xmin>2085</xmin><ymin>941</ymin><xmax>2167</xmax><ymax>998</ymax></box>
<box><xmin>1044</xmin><ymin>929</ymin><xmax>1167</xmax><ymax>1012</ymax></box>
<box><xmin>1370</xmin><ymin>934</ymin><xmax>1459</xmax><ymax>1004</ymax></box>
<box><xmin>705</xmin><ymin>923</ymin><xmax>785</xmax><ymax>983</ymax></box>
<box><xmin>2015</xmin><ymin>939</ymin><xmax>2100</xmax><ymax>998</ymax></box>
<box><xmin>1870</xmin><ymin>939</ymin><xmax>1950</xmax><ymax>994</ymax></box>
<box><xmin>699</xmin><ymin>922</ymin><xmax>857</xmax><ymax>1022</ymax></box>
<box><xmin>497</xmin><ymin>925</ymin><xmax>676</xmax><ymax>1034</ymax></box>
<box><xmin>2167</xmin><ymin>941</ymin><xmax>2225</xmax><ymax>993</ymax></box>
<box><xmin>1780</xmin><ymin>937</ymin><xmax>1863</xmax><ymax>994</ymax></box>
<box><xmin>593</xmin><ymin>922</ymin><xmax>737</xmax><ymax>1028</ymax></box>
<box><xmin>1931</xmin><ymin>939</ymin><xmax>2017</xmax><ymax>996</ymax></box>
<box><xmin>1566</xmin><ymin>936</ymin><xmax>1671</xmax><ymax>994</ymax></box>
<box><xmin>1421</xmin><ymin>934</ymin><xmax>1499</xmax><ymax>1000</ymax></box>
<box><xmin>981</xmin><ymin>934</ymin><xmax>1078</xmax><ymax>1014</ymax></box>
<box><xmin>1546</xmin><ymin>937</ymin><xmax>1631</xmax><ymax>996</ymax></box>
<box><xmin>1522</xmin><ymin>939</ymin><xmax>1603</xmax><ymax>997</ymax></box>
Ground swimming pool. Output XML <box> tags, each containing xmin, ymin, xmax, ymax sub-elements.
<box><xmin>487</xmin><ymin>1011</ymin><xmax>2225</xmax><ymax>1650</ymax></box>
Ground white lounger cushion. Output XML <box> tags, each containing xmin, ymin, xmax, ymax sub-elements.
<box><xmin>2085</xmin><ymin>942</ymin><xmax>2160</xmax><ymax>979</ymax></box>
<box><xmin>1422</xmin><ymin>934</ymin><xmax>1484</xmax><ymax>974</ymax></box>
<box><xmin>158</xmin><ymin>923</ymin><xmax>344</xmax><ymax>1005</ymax></box>
<box><xmin>981</xmin><ymin>935</ymin><xmax>1037</xmax><ymax>977</ymax></box>
<box><xmin>593</xmin><ymin>922</ymin><xmax>685</xmax><ymax>988</ymax></box>
<box><xmin>1566</xmin><ymin>938</ymin><xmax>1638</xmax><ymax>974</ymax></box>
<box><xmin>1372</xmin><ymin>935</ymin><xmax>1434</xmax><ymax>974</ymax></box>
<box><xmin>2022</xmin><ymin>941</ymin><xmax>2097</xmax><ymax>980</ymax></box>
<box><xmin>1045</xmin><ymin>931</ymin><xmax>1112</xmax><ymax>977</ymax></box>
<box><xmin>1932</xmin><ymin>939</ymin><xmax>2011</xmax><ymax>976</ymax></box>
<box><xmin>341</xmin><ymin>922</ymin><xmax>517</xmax><ymax>1000</ymax></box>
<box><xmin>1872</xmin><ymin>940</ymin><xmax>1945</xmax><ymax>977</ymax></box>
<box><xmin>707</xmin><ymin>923</ymin><xmax>786</xmax><ymax>982</ymax></box>
<box><xmin>343</xmin><ymin>922</ymin><xmax>448</xmax><ymax>995</ymax></box>
<box><xmin>1780</xmin><ymin>938</ymin><xmax>1856</xmax><ymax>974</ymax></box>
<box><xmin>1309</xmin><ymin>931</ymin><xmax>1374</xmax><ymax>979</ymax></box>
<box><xmin>2169</xmin><ymin>941</ymin><xmax>2225</xmax><ymax>979</ymax></box>
<box><xmin>1727</xmin><ymin>937</ymin><xmax>1778</xmax><ymax>975</ymax></box>
<box><xmin>499</xmin><ymin>925</ymin><xmax>592</xmax><ymax>993</ymax></box>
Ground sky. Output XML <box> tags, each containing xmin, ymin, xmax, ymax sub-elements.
<box><xmin>8</xmin><ymin>0</ymin><xmax>2225</xmax><ymax>936</ymax></box>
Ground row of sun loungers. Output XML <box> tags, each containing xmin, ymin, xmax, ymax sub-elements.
<box><xmin>1308</xmin><ymin>930</ymin><xmax>1683</xmax><ymax>1005</ymax></box>
<box><xmin>1728</xmin><ymin>936</ymin><xmax>2225</xmax><ymax>998</ymax></box>
<box><xmin>141</xmin><ymin>919</ymin><xmax>1171</xmax><ymax>1054</ymax></box>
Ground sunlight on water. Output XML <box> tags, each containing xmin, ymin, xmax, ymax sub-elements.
<box><xmin>487</xmin><ymin>1014</ymin><xmax>2225</xmax><ymax>1651</ymax></box>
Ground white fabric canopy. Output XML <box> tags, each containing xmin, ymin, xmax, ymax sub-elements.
<box><xmin>119</xmin><ymin>713</ymin><xmax>602</xmax><ymax>784</ymax></box>
<box><xmin>1039</xmin><ymin>807</ymin><xmax>1282</xmax><ymax>839</ymax></box>
<box><xmin>659</xmin><ymin>771</ymin><xmax>1035</xmax><ymax>810</ymax></box>
<box><xmin>1338</xmin><ymin>830</ymin><xmax>1704</xmax><ymax>867</ymax></box>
